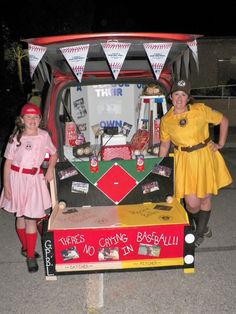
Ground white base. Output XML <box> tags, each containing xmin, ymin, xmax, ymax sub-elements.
<box><xmin>102</xmin><ymin>134</ymin><xmax>127</xmax><ymax>146</ymax></box>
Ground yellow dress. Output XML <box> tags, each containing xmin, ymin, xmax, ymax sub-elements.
<box><xmin>160</xmin><ymin>103</ymin><xmax>232</xmax><ymax>198</ymax></box>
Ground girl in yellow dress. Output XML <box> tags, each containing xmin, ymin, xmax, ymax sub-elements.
<box><xmin>159</xmin><ymin>80</ymin><xmax>232</xmax><ymax>247</ymax></box>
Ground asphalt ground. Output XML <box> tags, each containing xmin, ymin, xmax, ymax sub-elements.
<box><xmin>0</xmin><ymin>134</ymin><xmax>235</xmax><ymax>314</ymax></box>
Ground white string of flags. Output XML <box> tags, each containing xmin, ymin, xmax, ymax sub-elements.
<box><xmin>60</xmin><ymin>44</ymin><xmax>90</xmax><ymax>82</ymax></box>
<box><xmin>143</xmin><ymin>42</ymin><xmax>173</xmax><ymax>81</ymax></box>
<box><xmin>28</xmin><ymin>40</ymin><xmax>199</xmax><ymax>81</ymax></box>
<box><xmin>28</xmin><ymin>43</ymin><xmax>47</xmax><ymax>78</ymax></box>
<box><xmin>101</xmin><ymin>41</ymin><xmax>131</xmax><ymax>79</ymax></box>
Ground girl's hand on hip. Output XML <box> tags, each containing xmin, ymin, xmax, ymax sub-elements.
<box><xmin>44</xmin><ymin>168</ymin><xmax>54</xmax><ymax>183</ymax></box>
<box><xmin>209</xmin><ymin>140</ymin><xmax>223</xmax><ymax>152</ymax></box>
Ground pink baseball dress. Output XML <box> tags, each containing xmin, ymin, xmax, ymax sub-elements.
<box><xmin>0</xmin><ymin>129</ymin><xmax>57</xmax><ymax>218</ymax></box>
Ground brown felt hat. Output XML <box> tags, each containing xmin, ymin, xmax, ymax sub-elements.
<box><xmin>171</xmin><ymin>80</ymin><xmax>191</xmax><ymax>95</ymax></box>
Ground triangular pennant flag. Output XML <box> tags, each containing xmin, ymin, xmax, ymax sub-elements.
<box><xmin>101</xmin><ymin>42</ymin><xmax>131</xmax><ymax>79</ymax></box>
<box><xmin>60</xmin><ymin>44</ymin><xmax>90</xmax><ymax>82</ymax></box>
<box><xmin>187</xmin><ymin>40</ymin><xmax>199</xmax><ymax>72</ymax></box>
<box><xmin>144</xmin><ymin>43</ymin><xmax>173</xmax><ymax>80</ymax></box>
<box><xmin>28</xmin><ymin>44</ymin><xmax>47</xmax><ymax>78</ymax></box>
<box><xmin>183</xmin><ymin>49</ymin><xmax>190</xmax><ymax>78</ymax></box>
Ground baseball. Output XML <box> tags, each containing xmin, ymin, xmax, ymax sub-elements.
<box><xmin>58</xmin><ymin>201</ymin><xmax>66</xmax><ymax>210</ymax></box>
<box><xmin>153</xmin><ymin>146</ymin><xmax>159</xmax><ymax>155</ymax></box>
<box><xmin>166</xmin><ymin>195</ymin><xmax>173</xmax><ymax>203</ymax></box>
<box><xmin>76</xmin><ymin>148</ymin><xmax>84</xmax><ymax>156</ymax></box>
<box><xmin>84</xmin><ymin>147</ymin><xmax>91</xmax><ymax>155</ymax></box>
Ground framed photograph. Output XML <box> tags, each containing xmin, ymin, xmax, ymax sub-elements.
<box><xmin>73</xmin><ymin>97</ymin><xmax>87</xmax><ymax>119</ymax></box>
<box><xmin>61</xmin><ymin>246</ymin><xmax>80</xmax><ymax>261</ymax></box>
<box><xmin>71</xmin><ymin>181</ymin><xmax>89</xmax><ymax>194</ymax></box>
<box><xmin>98</xmin><ymin>247</ymin><xmax>119</xmax><ymax>261</ymax></box>
<box><xmin>142</xmin><ymin>181</ymin><xmax>159</xmax><ymax>194</ymax></box>
<box><xmin>153</xmin><ymin>204</ymin><xmax>172</xmax><ymax>211</ymax></box>
<box><xmin>121</xmin><ymin>122</ymin><xmax>132</xmax><ymax>136</ymax></box>
<box><xmin>152</xmin><ymin>164</ymin><xmax>172</xmax><ymax>178</ymax></box>
<box><xmin>138</xmin><ymin>244</ymin><xmax>161</xmax><ymax>257</ymax></box>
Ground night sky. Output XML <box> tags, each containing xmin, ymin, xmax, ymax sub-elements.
<box><xmin>1</xmin><ymin>0</ymin><xmax>236</xmax><ymax>40</ymax></box>
<box><xmin>0</xmin><ymin>0</ymin><xmax>235</xmax><ymax>145</ymax></box>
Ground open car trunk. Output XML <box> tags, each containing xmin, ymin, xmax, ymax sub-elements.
<box><xmin>23</xmin><ymin>32</ymin><xmax>201</xmax><ymax>159</ymax></box>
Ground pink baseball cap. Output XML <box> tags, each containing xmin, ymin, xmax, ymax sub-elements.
<box><xmin>21</xmin><ymin>103</ymin><xmax>41</xmax><ymax>116</ymax></box>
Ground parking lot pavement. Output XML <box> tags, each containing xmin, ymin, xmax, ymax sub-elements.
<box><xmin>0</xmin><ymin>123</ymin><xmax>235</xmax><ymax>314</ymax></box>
<box><xmin>0</xmin><ymin>146</ymin><xmax>235</xmax><ymax>314</ymax></box>
<box><xmin>0</xmin><ymin>187</ymin><xmax>235</xmax><ymax>314</ymax></box>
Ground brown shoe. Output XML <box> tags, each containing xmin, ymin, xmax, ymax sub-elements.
<box><xmin>195</xmin><ymin>235</ymin><xmax>204</xmax><ymax>248</ymax></box>
<box><xmin>204</xmin><ymin>226</ymin><xmax>212</xmax><ymax>238</ymax></box>
<box><xmin>26</xmin><ymin>257</ymin><xmax>39</xmax><ymax>273</ymax></box>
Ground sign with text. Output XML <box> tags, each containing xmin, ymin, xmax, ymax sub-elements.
<box><xmin>53</xmin><ymin>224</ymin><xmax>184</xmax><ymax>271</ymax></box>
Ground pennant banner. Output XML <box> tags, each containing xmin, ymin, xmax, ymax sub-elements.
<box><xmin>101</xmin><ymin>42</ymin><xmax>131</xmax><ymax>79</ymax></box>
<box><xmin>187</xmin><ymin>40</ymin><xmax>199</xmax><ymax>72</ymax></box>
<box><xmin>60</xmin><ymin>44</ymin><xmax>90</xmax><ymax>82</ymax></box>
<box><xmin>144</xmin><ymin>43</ymin><xmax>173</xmax><ymax>80</ymax></box>
<box><xmin>28</xmin><ymin>44</ymin><xmax>47</xmax><ymax>78</ymax></box>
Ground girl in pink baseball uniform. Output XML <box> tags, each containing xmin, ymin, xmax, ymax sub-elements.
<box><xmin>0</xmin><ymin>103</ymin><xmax>57</xmax><ymax>273</ymax></box>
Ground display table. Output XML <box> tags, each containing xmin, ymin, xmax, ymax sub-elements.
<box><xmin>42</xmin><ymin>157</ymin><xmax>195</xmax><ymax>279</ymax></box>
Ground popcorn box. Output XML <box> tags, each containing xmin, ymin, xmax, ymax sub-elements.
<box><xmin>65</xmin><ymin>122</ymin><xmax>77</xmax><ymax>147</ymax></box>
